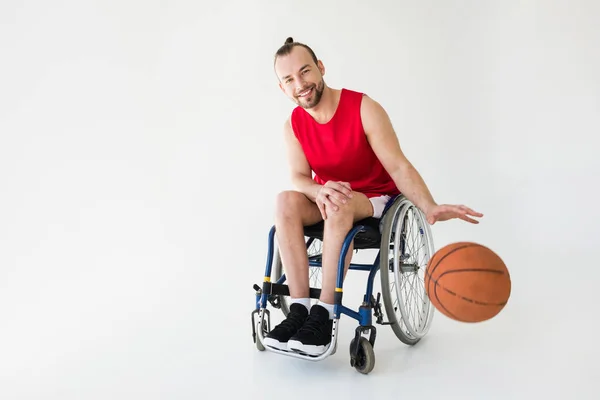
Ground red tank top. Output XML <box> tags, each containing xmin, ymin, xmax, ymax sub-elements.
<box><xmin>290</xmin><ymin>88</ymin><xmax>400</xmax><ymax>198</ymax></box>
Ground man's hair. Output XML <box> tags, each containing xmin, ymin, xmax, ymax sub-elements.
<box><xmin>274</xmin><ymin>37</ymin><xmax>319</xmax><ymax>67</ymax></box>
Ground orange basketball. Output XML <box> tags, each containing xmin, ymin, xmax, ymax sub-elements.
<box><xmin>424</xmin><ymin>242</ymin><xmax>511</xmax><ymax>323</ymax></box>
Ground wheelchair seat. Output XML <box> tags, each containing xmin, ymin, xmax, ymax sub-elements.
<box><xmin>303</xmin><ymin>217</ymin><xmax>382</xmax><ymax>250</ymax></box>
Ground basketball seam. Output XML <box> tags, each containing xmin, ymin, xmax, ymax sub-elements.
<box><xmin>425</xmin><ymin>243</ymin><xmax>476</xmax><ymax>290</ymax></box>
<box><xmin>433</xmin><ymin>279</ymin><xmax>461</xmax><ymax>321</ymax></box>
<box><xmin>437</xmin><ymin>269</ymin><xmax>509</xmax><ymax>306</ymax></box>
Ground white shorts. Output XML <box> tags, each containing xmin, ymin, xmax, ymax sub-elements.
<box><xmin>369</xmin><ymin>195</ymin><xmax>392</xmax><ymax>219</ymax></box>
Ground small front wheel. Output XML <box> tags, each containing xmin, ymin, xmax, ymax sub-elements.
<box><xmin>256</xmin><ymin>333</ymin><xmax>265</xmax><ymax>351</ymax></box>
<box><xmin>252</xmin><ymin>309</ymin><xmax>269</xmax><ymax>352</ymax></box>
<box><xmin>349</xmin><ymin>337</ymin><xmax>375</xmax><ymax>374</ymax></box>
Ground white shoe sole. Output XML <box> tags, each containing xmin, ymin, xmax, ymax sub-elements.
<box><xmin>287</xmin><ymin>339</ymin><xmax>330</xmax><ymax>356</ymax></box>
<box><xmin>263</xmin><ymin>337</ymin><xmax>289</xmax><ymax>351</ymax></box>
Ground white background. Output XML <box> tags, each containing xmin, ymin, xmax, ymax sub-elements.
<box><xmin>1</xmin><ymin>0</ymin><xmax>598</xmax><ymax>399</ymax></box>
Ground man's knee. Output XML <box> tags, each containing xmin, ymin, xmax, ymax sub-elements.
<box><xmin>275</xmin><ymin>190</ymin><xmax>307</xmax><ymax>220</ymax></box>
<box><xmin>326</xmin><ymin>191</ymin><xmax>371</xmax><ymax>223</ymax></box>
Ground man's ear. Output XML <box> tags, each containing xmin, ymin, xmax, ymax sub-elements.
<box><xmin>318</xmin><ymin>60</ymin><xmax>325</xmax><ymax>76</ymax></box>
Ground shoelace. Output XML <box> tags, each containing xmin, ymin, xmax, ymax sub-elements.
<box><xmin>279</xmin><ymin>311</ymin><xmax>306</xmax><ymax>330</ymax></box>
<box><xmin>298</xmin><ymin>316</ymin><xmax>326</xmax><ymax>336</ymax></box>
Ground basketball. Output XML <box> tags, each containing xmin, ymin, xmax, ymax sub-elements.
<box><xmin>424</xmin><ymin>242</ymin><xmax>511</xmax><ymax>323</ymax></box>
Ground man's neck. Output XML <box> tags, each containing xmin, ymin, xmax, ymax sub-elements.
<box><xmin>305</xmin><ymin>86</ymin><xmax>340</xmax><ymax>124</ymax></box>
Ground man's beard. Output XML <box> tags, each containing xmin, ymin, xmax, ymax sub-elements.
<box><xmin>295</xmin><ymin>80</ymin><xmax>324</xmax><ymax>109</ymax></box>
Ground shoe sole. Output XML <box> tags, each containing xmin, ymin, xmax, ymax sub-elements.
<box><xmin>287</xmin><ymin>340</ymin><xmax>331</xmax><ymax>356</ymax></box>
<box><xmin>263</xmin><ymin>337</ymin><xmax>289</xmax><ymax>351</ymax></box>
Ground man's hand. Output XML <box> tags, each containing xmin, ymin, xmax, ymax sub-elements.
<box><xmin>425</xmin><ymin>204</ymin><xmax>483</xmax><ymax>225</ymax></box>
<box><xmin>316</xmin><ymin>181</ymin><xmax>353</xmax><ymax>220</ymax></box>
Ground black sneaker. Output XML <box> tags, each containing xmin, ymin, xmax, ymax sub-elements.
<box><xmin>287</xmin><ymin>304</ymin><xmax>333</xmax><ymax>356</ymax></box>
<box><xmin>263</xmin><ymin>303</ymin><xmax>308</xmax><ymax>351</ymax></box>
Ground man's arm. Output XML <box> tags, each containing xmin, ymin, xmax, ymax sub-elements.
<box><xmin>282</xmin><ymin>118</ymin><xmax>322</xmax><ymax>202</ymax></box>
<box><xmin>360</xmin><ymin>95</ymin><xmax>438</xmax><ymax>215</ymax></box>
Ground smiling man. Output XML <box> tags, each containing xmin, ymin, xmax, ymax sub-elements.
<box><xmin>263</xmin><ymin>37</ymin><xmax>483</xmax><ymax>356</ymax></box>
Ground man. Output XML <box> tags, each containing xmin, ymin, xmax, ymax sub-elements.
<box><xmin>264</xmin><ymin>37</ymin><xmax>483</xmax><ymax>356</ymax></box>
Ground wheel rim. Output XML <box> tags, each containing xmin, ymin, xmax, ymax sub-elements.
<box><xmin>387</xmin><ymin>198</ymin><xmax>435</xmax><ymax>339</ymax></box>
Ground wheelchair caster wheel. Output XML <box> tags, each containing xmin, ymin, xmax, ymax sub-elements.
<box><xmin>256</xmin><ymin>325</ymin><xmax>266</xmax><ymax>352</ymax></box>
<box><xmin>251</xmin><ymin>308</ymin><xmax>270</xmax><ymax>352</ymax></box>
<box><xmin>349</xmin><ymin>337</ymin><xmax>375</xmax><ymax>374</ymax></box>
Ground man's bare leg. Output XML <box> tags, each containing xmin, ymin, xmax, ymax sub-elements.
<box><xmin>273</xmin><ymin>190</ymin><xmax>322</xmax><ymax>300</ymax></box>
<box><xmin>263</xmin><ymin>190</ymin><xmax>323</xmax><ymax>351</ymax></box>
<box><xmin>319</xmin><ymin>191</ymin><xmax>374</xmax><ymax>306</ymax></box>
<box><xmin>286</xmin><ymin>191</ymin><xmax>374</xmax><ymax>355</ymax></box>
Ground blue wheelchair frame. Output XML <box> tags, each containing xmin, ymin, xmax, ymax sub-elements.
<box><xmin>252</xmin><ymin>195</ymin><xmax>400</xmax><ymax>365</ymax></box>
<box><xmin>257</xmin><ymin>222</ymin><xmax>383</xmax><ymax>325</ymax></box>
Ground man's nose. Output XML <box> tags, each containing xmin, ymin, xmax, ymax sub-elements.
<box><xmin>295</xmin><ymin>78</ymin><xmax>306</xmax><ymax>90</ymax></box>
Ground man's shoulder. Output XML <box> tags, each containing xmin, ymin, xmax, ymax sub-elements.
<box><xmin>342</xmin><ymin>87</ymin><xmax>364</xmax><ymax>95</ymax></box>
<box><xmin>286</xmin><ymin>105</ymin><xmax>307</xmax><ymax>129</ymax></box>
<box><xmin>283</xmin><ymin>113</ymin><xmax>298</xmax><ymax>137</ymax></box>
<box><xmin>342</xmin><ymin>88</ymin><xmax>374</xmax><ymax>110</ymax></box>
<box><xmin>286</xmin><ymin>104</ymin><xmax>303</xmax><ymax>120</ymax></box>
<box><xmin>340</xmin><ymin>87</ymin><xmax>366</xmax><ymax>99</ymax></box>
<box><xmin>356</xmin><ymin>91</ymin><xmax>384</xmax><ymax>113</ymax></box>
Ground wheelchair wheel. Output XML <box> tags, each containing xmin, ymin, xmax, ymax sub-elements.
<box><xmin>272</xmin><ymin>237</ymin><xmax>323</xmax><ymax>317</ymax></box>
<box><xmin>379</xmin><ymin>195</ymin><xmax>436</xmax><ymax>345</ymax></box>
<box><xmin>255</xmin><ymin>315</ymin><xmax>268</xmax><ymax>351</ymax></box>
<box><xmin>349</xmin><ymin>337</ymin><xmax>375</xmax><ymax>374</ymax></box>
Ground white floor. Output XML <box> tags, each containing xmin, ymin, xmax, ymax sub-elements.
<box><xmin>1</xmin><ymin>244</ymin><xmax>594</xmax><ymax>400</ymax></box>
<box><xmin>241</xmin><ymin>254</ymin><xmax>597</xmax><ymax>400</ymax></box>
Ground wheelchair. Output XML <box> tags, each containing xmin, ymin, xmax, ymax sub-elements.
<box><xmin>251</xmin><ymin>194</ymin><xmax>436</xmax><ymax>374</ymax></box>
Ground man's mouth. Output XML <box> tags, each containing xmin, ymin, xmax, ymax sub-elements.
<box><xmin>297</xmin><ymin>87</ymin><xmax>313</xmax><ymax>98</ymax></box>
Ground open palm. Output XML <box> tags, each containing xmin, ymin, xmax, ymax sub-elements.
<box><xmin>426</xmin><ymin>204</ymin><xmax>483</xmax><ymax>225</ymax></box>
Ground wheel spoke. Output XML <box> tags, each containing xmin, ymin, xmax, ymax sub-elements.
<box><xmin>379</xmin><ymin>197</ymin><xmax>436</xmax><ymax>343</ymax></box>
